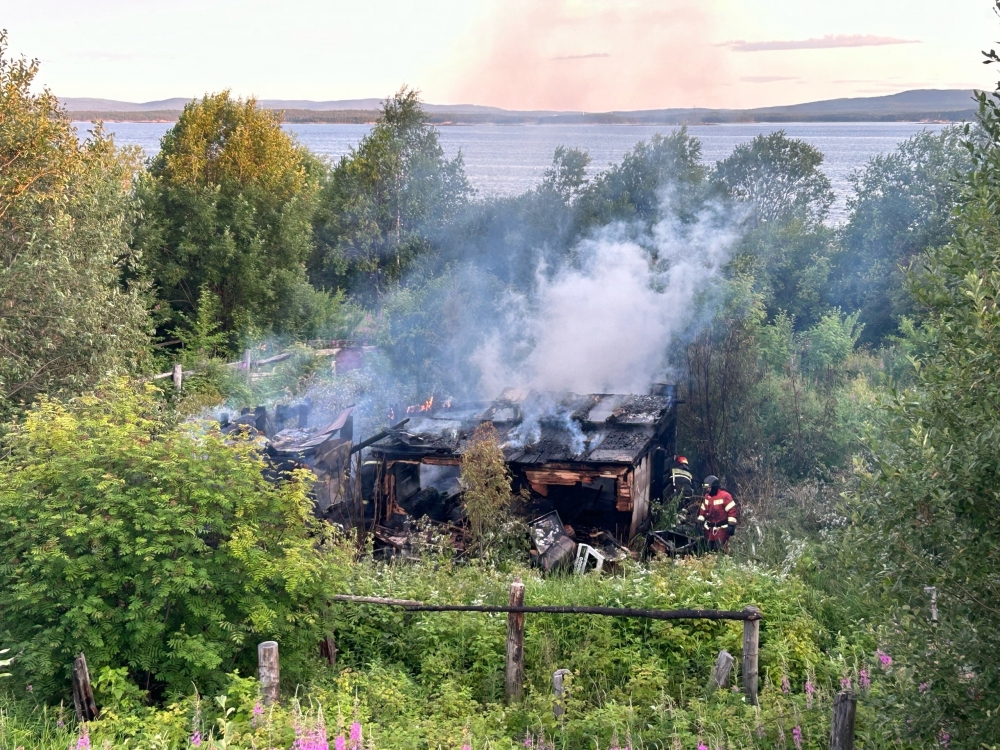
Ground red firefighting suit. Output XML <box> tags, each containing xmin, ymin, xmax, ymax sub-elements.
<box><xmin>696</xmin><ymin>488</ymin><xmax>739</xmax><ymax>551</ymax></box>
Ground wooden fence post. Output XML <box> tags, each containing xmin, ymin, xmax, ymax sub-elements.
<box><xmin>742</xmin><ymin>606</ymin><xmax>761</xmax><ymax>706</ymax></box>
<box><xmin>171</xmin><ymin>363</ymin><xmax>183</xmax><ymax>392</ymax></box>
<box><xmin>243</xmin><ymin>348</ymin><xmax>253</xmax><ymax>380</ymax></box>
<box><xmin>552</xmin><ymin>668</ymin><xmax>571</xmax><ymax>718</ymax></box>
<box><xmin>830</xmin><ymin>690</ymin><xmax>857</xmax><ymax>750</ymax></box>
<box><xmin>71</xmin><ymin>652</ymin><xmax>99</xmax><ymax>722</ymax></box>
<box><xmin>708</xmin><ymin>649</ymin><xmax>734</xmax><ymax>693</ymax></box>
<box><xmin>505</xmin><ymin>577</ymin><xmax>525</xmax><ymax>704</ymax></box>
<box><xmin>320</xmin><ymin>634</ymin><xmax>337</xmax><ymax>667</ymax></box>
<box><xmin>258</xmin><ymin>641</ymin><xmax>280</xmax><ymax>705</ymax></box>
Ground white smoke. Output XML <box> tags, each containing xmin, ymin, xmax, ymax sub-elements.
<box><xmin>473</xmin><ymin>199</ymin><xmax>739</xmax><ymax>397</ymax></box>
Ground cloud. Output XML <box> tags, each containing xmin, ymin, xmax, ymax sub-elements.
<box><xmin>740</xmin><ymin>75</ymin><xmax>799</xmax><ymax>83</ymax></box>
<box><xmin>446</xmin><ymin>0</ymin><xmax>728</xmax><ymax>111</ymax></box>
<box><xmin>723</xmin><ymin>34</ymin><xmax>920</xmax><ymax>53</ymax></box>
<box><xmin>551</xmin><ymin>52</ymin><xmax>611</xmax><ymax>60</ymax></box>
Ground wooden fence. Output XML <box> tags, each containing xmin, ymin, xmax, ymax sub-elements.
<box><xmin>68</xmin><ymin>579</ymin><xmax>859</xmax><ymax>748</ymax></box>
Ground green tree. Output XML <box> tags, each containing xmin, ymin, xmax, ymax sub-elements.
<box><xmin>136</xmin><ymin>91</ymin><xmax>333</xmax><ymax>347</ymax></box>
<box><xmin>0</xmin><ymin>32</ymin><xmax>151</xmax><ymax>418</ymax></box>
<box><xmin>575</xmin><ymin>128</ymin><xmax>705</xmax><ymax>229</ymax></box>
<box><xmin>540</xmin><ymin>146</ymin><xmax>591</xmax><ymax>201</ymax></box>
<box><xmin>0</xmin><ymin>381</ymin><xmax>339</xmax><ymax>701</ymax></box>
<box><xmin>840</xmin><ymin>64</ymin><xmax>1000</xmax><ymax>745</ymax></box>
<box><xmin>309</xmin><ymin>88</ymin><xmax>471</xmax><ymax>299</ymax></box>
<box><xmin>713</xmin><ymin>131</ymin><xmax>833</xmax><ymax>227</ymax></box>
<box><xmin>832</xmin><ymin>127</ymin><xmax>971</xmax><ymax>346</ymax></box>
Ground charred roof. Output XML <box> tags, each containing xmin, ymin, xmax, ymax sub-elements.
<box><xmin>372</xmin><ymin>387</ymin><xmax>676</xmax><ymax>466</ymax></box>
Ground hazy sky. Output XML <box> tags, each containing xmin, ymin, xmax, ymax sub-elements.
<box><xmin>6</xmin><ymin>0</ymin><xmax>998</xmax><ymax>110</ymax></box>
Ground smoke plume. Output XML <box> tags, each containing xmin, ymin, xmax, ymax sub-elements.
<box><xmin>472</xmin><ymin>199</ymin><xmax>739</xmax><ymax>398</ymax></box>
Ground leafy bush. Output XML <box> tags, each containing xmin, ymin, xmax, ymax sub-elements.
<box><xmin>461</xmin><ymin>423</ymin><xmax>522</xmax><ymax>559</ymax></box>
<box><xmin>0</xmin><ymin>381</ymin><xmax>344</xmax><ymax>701</ymax></box>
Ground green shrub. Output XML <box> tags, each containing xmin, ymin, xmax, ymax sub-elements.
<box><xmin>0</xmin><ymin>381</ymin><xmax>345</xmax><ymax>701</ymax></box>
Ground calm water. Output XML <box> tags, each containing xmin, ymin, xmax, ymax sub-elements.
<box><xmin>77</xmin><ymin>121</ymin><xmax>949</xmax><ymax>223</ymax></box>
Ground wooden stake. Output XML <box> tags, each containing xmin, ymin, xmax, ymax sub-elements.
<box><xmin>505</xmin><ymin>577</ymin><xmax>526</xmax><ymax>704</ymax></box>
<box><xmin>552</xmin><ymin>669</ymin><xmax>571</xmax><ymax>718</ymax></box>
<box><xmin>320</xmin><ymin>634</ymin><xmax>337</xmax><ymax>667</ymax></box>
<box><xmin>708</xmin><ymin>649</ymin><xmax>734</xmax><ymax>693</ymax></box>
<box><xmin>923</xmin><ymin>585</ymin><xmax>938</xmax><ymax>622</ymax></box>
<box><xmin>171</xmin><ymin>363</ymin><xmax>183</xmax><ymax>392</ymax></box>
<box><xmin>243</xmin><ymin>349</ymin><xmax>253</xmax><ymax>380</ymax></box>
<box><xmin>71</xmin><ymin>652</ymin><xmax>98</xmax><ymax>722</ymax></box>
<box><xmin>258</xmin><ymin>641</ymin><xmax>280</xmax><ymax>705</ymax></box>
<box><xmin>742</xmin><ymin>606</ymin><xmax>761</xmax><ymax>706</ymax></box>
<box><xmin>830</xmin><ymin>690</ymin><xmax>857</xmax><ymax>750</ymax></box>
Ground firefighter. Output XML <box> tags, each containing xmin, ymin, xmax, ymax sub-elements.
<box><xmin>668</xmin><ymin>455</ymin><xmax>694</xmax><ymax>498</ymax></box>
<box><xmin>696</xmin><ymin>475</ymin><xmax>739</xmax><ymax>552</ymax></box>
<box><xmin>665</xmin><ymin>455</ymin><xmax>700</xmax><ymax>533</ymax></box>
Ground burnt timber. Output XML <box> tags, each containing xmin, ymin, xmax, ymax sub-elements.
<box><xmin>370</xmin><ymin>386</ymin><xmax>679</xmax><ymax>543</ymax></box>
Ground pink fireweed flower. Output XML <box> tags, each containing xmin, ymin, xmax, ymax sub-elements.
<box><xmin>781</xmin><ymin>675</ymin><xmax>790</xmax><ymax>694</ymax></box>
<box><xmin>805</xmin><ymin>679</ymin><xmax>815</xmax><ymax>709</ymax></box>
<box><xmin>76</xmin><ymin>727</ymin><xmax>91</xmax><ymax>750</ymax></box>
<box><xmin>334</xmin><ymin>735</ymin><xmax>346</xmax><ymax>750</ymax></box>
<box><xmin>860</xmin><ymin>668</ymin><xmax>871</xmax><ymax>689</ymax></box>
<box><xmin>876</xmin><ymin>649</ymin><xmax>892</xmax><ymax>667</ymax></box>
<box><xmin>792</xmin><ymin>726</ymin><xmax>803</xmax><ymax>750</ymax></box>
<box><xmin>841</xmin><ymin>677</ymin><xmax>852</xmax><ymax>689</ymax></box>
<box><xmin>698</xmin><ymin>744</ymin><xmax>709</xmax><ymax>750</ymax></box>
<box><xmin>254</xmin><ymin>702</ymin><xmax>264</xmax><ymax>716</ymax></box>
<box><xmin>190</xmin><ymin>731</ymin><xmax>202</xmax><ymax>747</ymax></box>
<box><xmin>938</xmin><ymin>729</ymin><xmax>950</xmax><ymax>747</ymax></box>
<box><xmin>462</xmin><ymin>746</ymin><xmax>472</xmax><ymax>750</ymax></box>
<box><xmin>919</xmin><ymin>682</ymin><xmax>930</xmax><ymax>693</ymax></box>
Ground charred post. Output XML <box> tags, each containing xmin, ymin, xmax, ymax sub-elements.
<box><xmin>71</xmin><ymin>652</ymin><xmax>99</xmax><ymax>722</ymax></box>
<box><xmin>830</xmin><ymin>690</ymin><xmax>858</xmax><ymax>750</ymax></box>
<box><xmin>320</xmin><ymin>634</ymin><xmax>337</xmax><ymax>667</ymax></box>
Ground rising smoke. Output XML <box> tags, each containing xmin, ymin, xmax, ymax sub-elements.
<box><xmin>472</xmin><ymin>198</ymin><xmax>739</xmax><ymax>399</ymax></box>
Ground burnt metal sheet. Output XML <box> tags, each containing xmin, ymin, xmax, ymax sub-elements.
<box><xmin>270</xmin><ymin>406</ymin><xmax>354</xmax><ymax>454</ymax></box>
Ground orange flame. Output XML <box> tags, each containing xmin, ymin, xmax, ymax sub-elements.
<box><xmin>407</xmin><ymin>395</ymin><xmax>434</xmax><ymax>414</ymax></box>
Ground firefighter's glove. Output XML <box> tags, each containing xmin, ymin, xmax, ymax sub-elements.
<box><xmin>726</xmin><ymin>524</ymin><xmax>736</xmax><ymax>537</ymax></box>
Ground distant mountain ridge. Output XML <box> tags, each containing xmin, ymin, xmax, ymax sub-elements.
<box><xmin>60</xmin><ymin>89</ymin><xmax>980</xmax><ymax>124</ymax></box>
<box><xmin>60</xmin><ymin>96</ymin><xmax>560</xmax><ymax>116</ymax></box>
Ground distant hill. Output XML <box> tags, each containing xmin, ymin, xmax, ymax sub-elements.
<box><xmin>60</xmin><ymin>89</ymin><xmax>979</xmax><ymax>125</ymax></box>
<box><xmin>61</xmin><ymin>96</ymin><xmax>560</xmax><ymax>117</ymax></box>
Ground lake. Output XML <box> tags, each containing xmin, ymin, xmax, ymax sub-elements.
<box><xmin>77</xmin><ymin>121</ymin><xmax>950</xmax><ymax>223</ymax></box>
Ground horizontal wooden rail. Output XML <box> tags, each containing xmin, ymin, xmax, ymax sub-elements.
<box><xmin>330</xmin><ymin>594</ymin><xmax>762</xmax><ymax>621</ymax></box>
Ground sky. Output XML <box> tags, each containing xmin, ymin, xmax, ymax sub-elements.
<box><xmin>5</xmin><ymin>0</ymin><xmax>999</xmax><ymax>111</ymax></box>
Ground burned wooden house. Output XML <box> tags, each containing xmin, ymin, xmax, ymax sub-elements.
<box><xmin>368</xmin><ymin>386</ymin><xmax>679</xmax><ymax>544</ymax></box>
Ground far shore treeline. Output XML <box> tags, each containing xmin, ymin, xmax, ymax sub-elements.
<box><xmin>61</xmin><ymin>87</ymin><xmax>980</xmax><ymax>125</ymax></box>
<box><xmin>3</xmin><ymin>17</ymin><xmax>1000</xmax><ymax>749</ymax></box>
